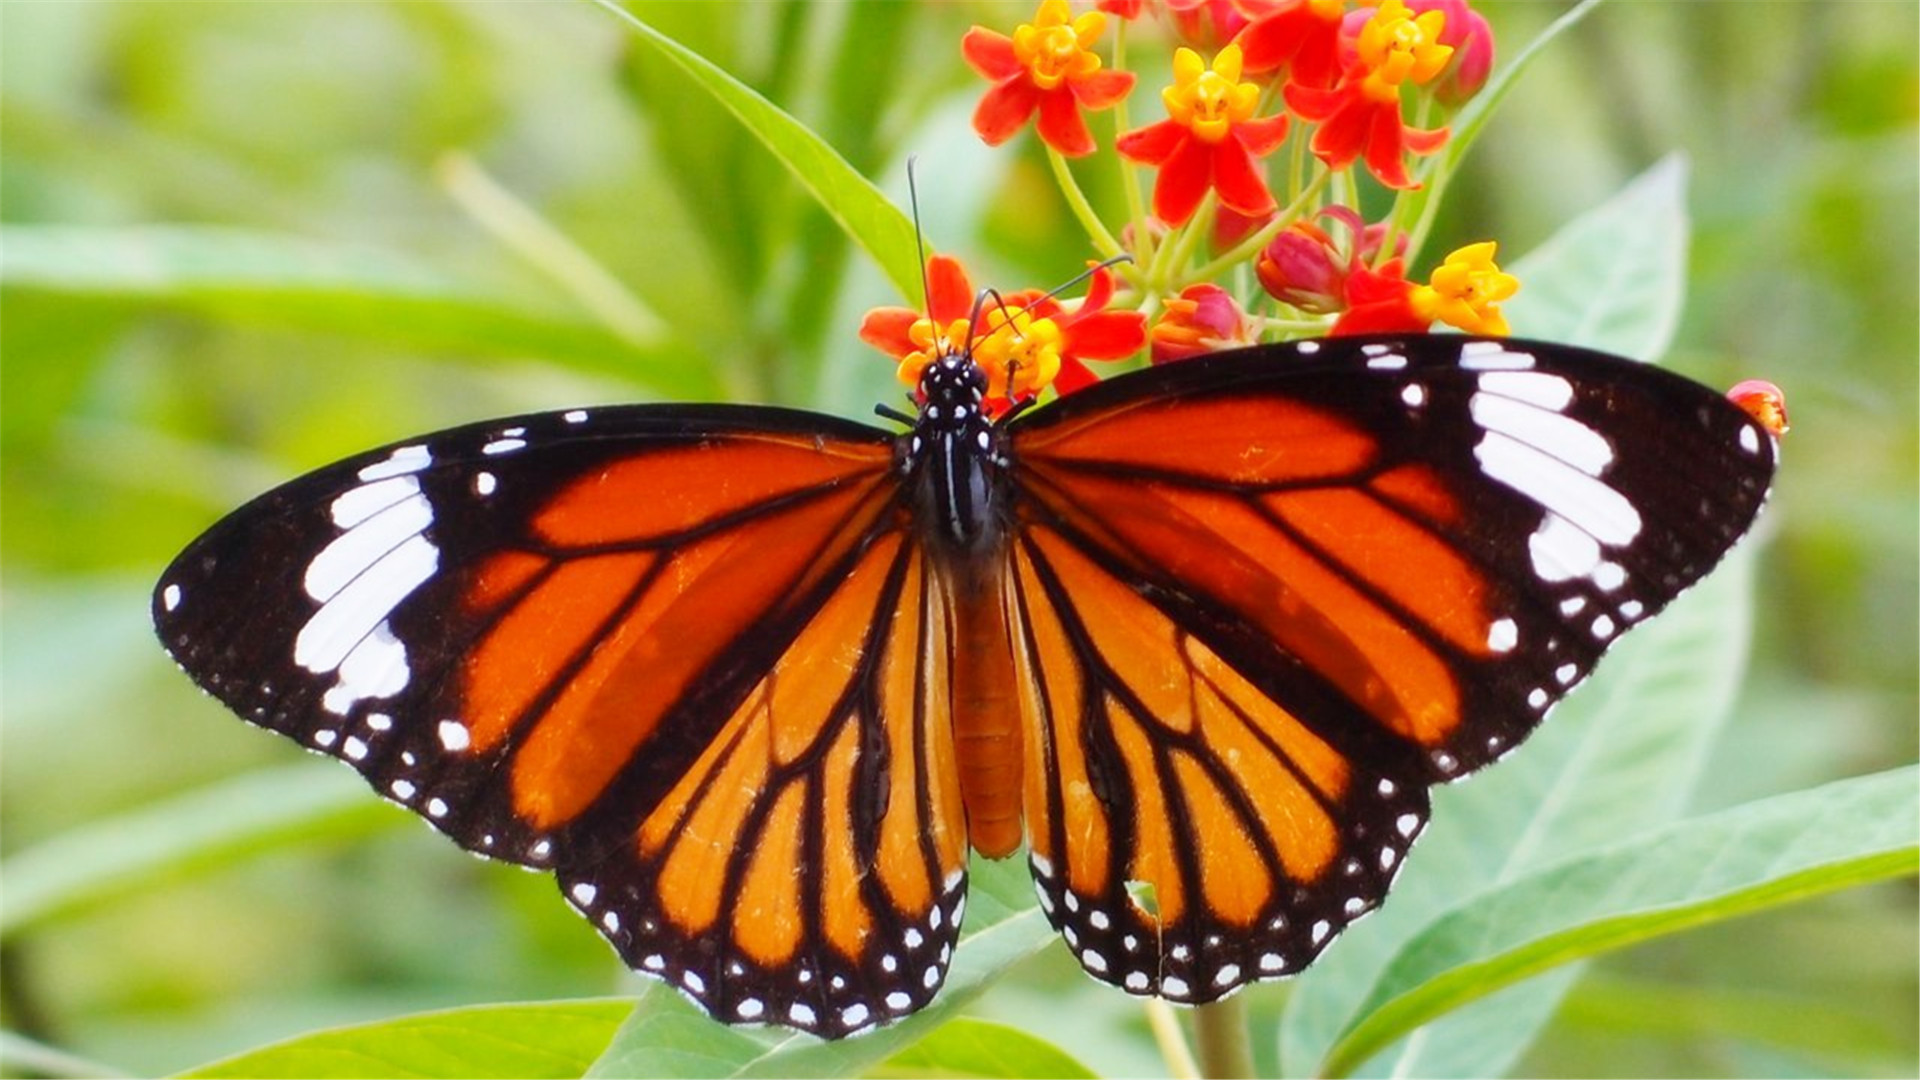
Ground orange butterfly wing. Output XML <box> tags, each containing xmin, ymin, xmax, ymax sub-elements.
<box><xmin>1001</xmin><ymin>337</ymin><xmax>1775</xmax><ymax>1000</ymax></box>
<box><xmin>156</xmin><ymin>406</ymin><xmax>968</xmax><ymax>1036</ymax></box>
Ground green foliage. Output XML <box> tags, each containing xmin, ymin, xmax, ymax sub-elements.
<box><xmin>1</xmin><ymin>3</ymin><xmax>1913</xmax><ymax>1078</ymax></box>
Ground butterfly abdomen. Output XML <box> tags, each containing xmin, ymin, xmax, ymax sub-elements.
<box><xmin>945</xmin><ymin>555</ymin><xmax>1025</xmax><ymax>858</ymax></box>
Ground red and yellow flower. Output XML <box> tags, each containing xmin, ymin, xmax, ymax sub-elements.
<box><xmin>1329</xmin><ymin>240</ymin><xmax>1517</xmax><ymax>335</ymax></box>
<box><xmin>1116</xmin><ymin>43</ymin><xmax>1291</xmax><ymax>225</ymax></box>
<box><xmin>861</xmin><ymin>258</ymin><xmax>1147</xmax><ymax>415</ymax></box>
<box><xmin>1150</xmin><ymin>283</ymin><xmax>1258</xmax><ymax>363</ymax></box>
<box><xmin>965</xmin><ymin>0</ymin><xmax>1137</xmax><ymax>157</ymax></box>
<box><xmin>1234</xmin><ymin>0</ymin><xmax>1346</xmax><ymax>89</ymax></box>
<box><xmin>1284</xmin><ymin>0</ymin><xmax>1452</xmax><ymax>189</ymax></box>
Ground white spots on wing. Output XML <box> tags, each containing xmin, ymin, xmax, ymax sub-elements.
<box><xmin>1214</xmin><ymin>963</ymin><xmax>1241</xmax><ymax>987</ymax></box>
<box><xmin>885</xmin><ymin>990</ymin><xmax>912</xmax><ymax>1013</ymax></box>
<box><xmin>437</xmin><ymin>719</ymin><xmax>471</xmax><ymax>751</ymax></box>
<box><xmin>1401</xmin><ymin>384</ymin><xmax>1426</xmax><ymax>408</ymax></box>
<box><xmin>328</xmin><ymin>475</ymin><xmax>418</xmax><ymax>529</ymax></box>
<box><xmin>1472</xmin><ymin>386</ymin><xmax>1611</xmax><ymax>477</ymax></box>
<box><xmin>530</xmin><ymin>838</ymin><xmax>552</xmax><ymax>860</ymax></box>
<box><xmin>564</xmin><ymin>409</ymin><xmax>589</xmax><ymax>424</ymax></box>
<box><xmin>1739</xmin><ymin>424</ymin><xmax>1761</xmax><ymax>455</ymax></box>
<box><xmin>788</xmin><ymin>1002</ymin><xmax>815</xmax><ymax>1026</ymax></box>
<box><xmin>389</xmin><ymin>779</ymin><xmax>415</xmax><ymax>800</ymax></box>
<box><xmin>319</xmin><ymin>619</ymin><xmax>412</xmax><ymax>716</ymax></box>
<box><xmin>1459</xmin><ymin>340</ymin><xmax>1535</xmax><ymax>370</ymax></box>
<box><xmin>1083</xmin><ymin>949</ymin><xmax>1109</xmax><ymax>974</ymax></box>
<box><xmin>736</xmin><ymin>997</ymin><xmax>764</xmax><ymax>1020</ymax></box>
<box><xmin>1620</xmin><ymin>599</ymin><xmax>1645</xmax><ymax>621</ymax></box>
<box><xmin>1528</xmin><ymin>513</ymin><xmax>1602</xmax><ymax>584</ymax></box>
<box><xmin>298</xmin><ymin>460</ymin><xmax>437</xmax><ymax>715</ymax></box>
<box><xmin>1478</xmin><ymin>370</ymin><xmax>1573</xmax><ymax>410</ymax></box>
<box><xmin>642</xmin><ymin>954</ymin><xmax>665</xmax><ymax>971</ymax></box>
<box><xmin>1561</xmin><ymin>595</ymin><xmax>1587</xmax><ymax>616</ymax></box>
<box><xmin>600</xmin><ymin>910</ymin><xmax>620</xmax><ymax>933</ymax></box>
<box><xmin>1029</xmin><ymin>854</ymin><xmax>1054</xmax><ymax>879</ymax></box>
<box><xmin>162</xmin><ymin>583</ymin><xmax>183</xmax><ymax>611</ymax></box>
<box><xmin>1296</xmin><ymin>340</ymin><xmax>1321</xmax><ymax>355</ymax></box>
<box><xmin>474</xmin><ymin>471</ymin><xmax>497</xmax><ymax>497</ymax></box>
<box><xmin>1367</xmin><ymin>351</ymin><xmax>1409</xmax><ymax>370</ymax></box>
<box><xmin>1591</xmin><ymin>613</ymin><xmax>1617</xmax><ymax>639</ymax></box>
<box><xmin>312</xmin><ymin>728</ymin><xmax>338</xmax><ymax>748</ymax></box>
<box><xmin>1487</xmin><ymin>617</ymin><xmax>1518</xmax><ymax>653</ymax></box>
<box><xmin>571</xmin><ymin>882</ymin><xmax>598</xmax><ymax>906</ymax></box>
<box><xmin>904</xmin><ymin>928</ymin><xmax>923</xmax><ymax>950</ymax></box>
<box><xmin>1433</xmin><ymin>751</ymin><xmax>1459</xmax><ymax>774</ymax></box>
<box><xmin>306</xmin><ymin>486</ymin><xmax>432</xmax><ymax>603</ymax></box>
<box><xmin>1555</xmin><ymin>662</ymin><xmax>1580</xmax><ymax>685</ymax></box>
<box><xmin>1480</xmin><ymin>432</ymin><xmax>1640</xmax><ymax>547</ymax></box>
<box><xmin>923</xmin><ymin>965</ymin><xmax>940</xmax><ymax>989</ymax></box>
<box><xmin>482</xmin><ymin>437</ymin><xmax>527</xmax><ymax>456</ymax></box>
<box><xmin>1125</xmin><ymin>970</ymin><xmax>1150</xmax><ymax>991</ymax></box>
<box><xmin>366</xmin><ymin>712</ymin><xmax>393</xmax><ymax>731</ymax></box>
<box><xmin>841</xmin><ymin>1003</ymin><xmax>869</xmax><ymax>1028</ymax></box>
<box><xmin>1593</xmin><ymin>560</ymin><xmax>1627</xmax><ymax>592</ymax></box>
<box><xmin>1089</xmin><ymin>910</ymin><xmax>1110</xmax><ymax>931</ymax></box>
<box><xmin>426</xmin><ymin>797</ymin><xmax>449</xmax><ymax>818</ymax></box>
<box><xmin>1162</xmin><ymin>976</ymin><xmax>1191</xmax><ymax>998</ymax></box>
<box><xmin>1259</xmin><ymin>952</ymin><xmax>1286</xmax><ymax>972</ymax></box>
<box><xmin>343</xmin><ymin>735</ymin><xmax>369</xmax><ymax>761</ymax></box>
<box><xmin>1379</xmin><ymin>846</ymin><xmax>1398</xmax><ymax>870</ymax></box>
<box><xmin>1343</xmin><ymin>897</ymin><xmax>1366</xmax><ymax>916</ymax></box>
<box><xmin>682</xmin><ymin>970</ymin><xmax>706</xmax><ymax>995</ymax></box>
<box><xmin>1377</xmin><ymin>777</ymin><xmax>1397</xmax><ymax>796</ymax></box>
<box><xmin>1527</xmin><ymin>687</ymin><xmax>1550</xmax><ymax>710</ymax></box>
<box><xmin>1310</xmin><ymin>919</ymin><xmax>1332</xmax><ymax>945</ymax></box>
<box><xmin>881</xmin><ymin>953</ymin><xmax>897</xmax><ymax>973</ymax></box>
<box><xmin>1395</xmin><ymin>812</ymin><xmax>1421</xmax><ymax>837</ymax></box>
<box><xmin>357</xmin><ymin>444</ymin><xmax>432</xmax><ymax>482</ymax></box>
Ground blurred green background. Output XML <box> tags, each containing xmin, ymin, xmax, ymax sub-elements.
<box><xmin>1</xmin><ymin>2</ymin><xmax>1914</xmax><ymax>1077</ymax></box>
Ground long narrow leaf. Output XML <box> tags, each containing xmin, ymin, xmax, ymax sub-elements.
<box><xmin>1320</xmin><ymin>766</ymin><xmax>1920</xmax><ymax>1078</ymax></box>
<box><xmin>590</xmin><ymin>1</ymin><xmax>919</xmax><ymax>301</ymax></box>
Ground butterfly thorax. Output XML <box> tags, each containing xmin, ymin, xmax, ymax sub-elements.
<box><xmin>901</xmin><ymin>350</ymin><xmax>1011</xmax><ymax>559</ymax></box>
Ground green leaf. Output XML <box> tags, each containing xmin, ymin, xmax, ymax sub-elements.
<box><xmin>1282</xmin><ymin>543</ymin><xmax>1760</xmax><ymax>1077</ymax></box>
<box><xmin>173</xmin><ymin>999</ymin><xmax>634</xmax><ymax>1079</ymax></box>
<box><xmin>868</xmin><ymin>1017</ymin><xmax>1096</xmax><ymax>1079</ymax></box>
<box><xmin>591</xmin><ymin>2</ymin><xmax>919</xmax><ymax>303</ymax></box>
<box><xmin>1402</xmin><ymin>0</ymin><xmax>1607</xmax><ymax>258</ymax></box>
<box><xmin>1506</xmin><ymin>156</ymin><xmax>1692</xmax><ymax>359</ymax></box>
<box><xmin>0</xmin><ymin>764</ymin><xmax>397</xmax><ymax>937</ymax></box>
<box><xmin>584</xmin><ymin>856</ymin><xmax>1056</xmax><ymax>1079</ymax></box>
<box><xmin>1319</xmin><ymin>766</ymin><xmax>1920</xmax><ymax>1078</ymax></box>
<box><xmin>0</xmin><ymin>224</ymin><xmax>720</xmax><ymax>399</ymax></box>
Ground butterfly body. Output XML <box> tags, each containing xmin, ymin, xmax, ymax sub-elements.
<box><xmin>156</xmin><ymin>335</ymin><xmax>1777</xmax><ymax>1038</ymax></box>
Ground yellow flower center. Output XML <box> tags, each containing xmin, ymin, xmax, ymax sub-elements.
<box><xmin>1412</xmin><ymin>241</ymin><xmax>1518</xmax><ymax>335</ymax></box>
<box><xmin>1012</xmin><ymin>0</ymin><xmax>1107</xmax><ymax>91</ymax></box>
<box><xmin>1356</xmin><ymin>0</ymin><xmax>1454</xmax><ymax>102</ymax></box>
<box><xmin>896</xmin><ymin>317</ymin><xmax>973</xmax><ymax>388</ymax></box>
<box><xmin>977</xmin><ymin>307</ymin><xmax>1064</xmax><ymax>398</ymax></box>
<box><xmin>1163</xmin><ymin>44</ymin><xmax>1260</xmax><ymax>144</ymax></box>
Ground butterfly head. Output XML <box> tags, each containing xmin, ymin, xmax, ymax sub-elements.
<box><xmin>901</xmin><ymin>344</ymin><xmax>1009</xmax><ymax>557</ymax></box>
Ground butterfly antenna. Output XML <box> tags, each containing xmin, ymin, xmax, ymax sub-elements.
<box><xmin>907</xmin><ymin>157</ymin><xmax>935</xmax><ymax>334</ymax></box>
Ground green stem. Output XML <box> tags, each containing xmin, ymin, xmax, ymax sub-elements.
<box><xmin>1111</xmin><ymin>20</ymin><xmax>1153</xmax><ymax>270</ymax></box>
<box><xmin>1150</xmin><ymin>190</ymin><xmax>1217</xmax><ymax>288</ymax></box>
<box><xmin>1047</xmin><ymin>146</ymin><xmax>1126</xmax><ymax>265</ymax></box>
<box><xmin>1194</xmin><ymin>997</ymin><xmax>1254</xmax><ymax>1079</ymax></box>
<box><xmin>1145</xmin><ymin>1000</ymin><xmax>1202</xmax><ymax>1080</ymax></box>
<box><xmin>1189</xmin><ymin>167</ymin><xmax>1333</xmax><ymax>282</ymax></box>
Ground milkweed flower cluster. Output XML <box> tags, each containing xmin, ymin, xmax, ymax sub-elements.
<box><xmin>866</xmin><ymin>0</ymin><xmax>1512</xmax><ymax>416</ymax></box>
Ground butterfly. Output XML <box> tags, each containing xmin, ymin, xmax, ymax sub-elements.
<box><xmin>154</xmin><ymin>332</ymin><xmax>1776</xmax><ymax>1038</ymax></box>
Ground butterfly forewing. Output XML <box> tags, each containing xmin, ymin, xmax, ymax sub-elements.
<box><xmin>156</xmin><ymin>404</ymin><xmax>973</xmax><ymax>1035</ymax></box>
<box><xmin>1002</xmin><ymin>335</ymin><xmax>1776</xmax><ymax>1001</ymax></box>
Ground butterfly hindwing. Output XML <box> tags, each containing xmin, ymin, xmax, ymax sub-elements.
<box><xmin>1002</xmin><ymin>335</ymin><xmax>1776</xmax><ymax>999</ymax></box>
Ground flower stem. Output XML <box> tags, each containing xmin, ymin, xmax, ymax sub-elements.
<box><xmin>1145</xmin><ymin>1000</ymin><xmax>1202</xmax><ymax>1080</ymax></box>
<box><xmin>1047</xmin><ymin>146</ymin><xmax>1127</xmax><ymax>265</ymax></box>
<box><xmin>1193</xmin><ymin>997</ymin><xmax>1254</xmax><ymax>1079</ymax></box>
<box><xmin>1190</xmin><ymin>167</ymin><xmax>1333</xmax><ymax>283</ymax></box>
<box><xmin>1111</xmin><ymin>20</ymin><xmax>1154</xmax><ymax>270</ymax></box>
